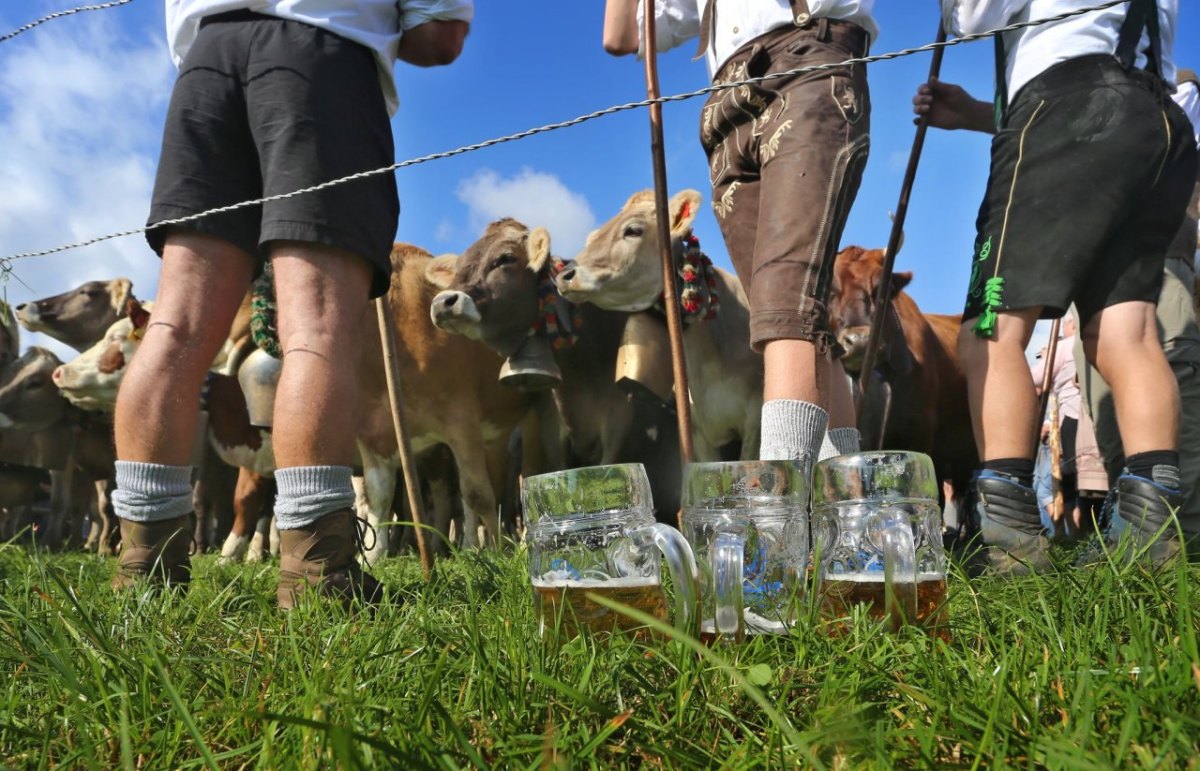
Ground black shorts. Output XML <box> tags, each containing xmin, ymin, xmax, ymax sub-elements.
<box><xmin>963</xmin><ymin>54</ymin><xmax>1199</xmax><ymax>329</ymax></box>
<box><xmin>147</xmin><ymin>10</ymin><xmax>399</xmax><ymax>298</ymax></box>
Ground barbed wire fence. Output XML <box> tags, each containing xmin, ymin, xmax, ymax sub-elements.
<box><xmin>0</xmin><ymin>0</ymin><xmax>133</xmax><ymax>45</ymax></box>
<box><xmin>0</xmin><ymin>0</ymin><xmax>1129</xmax><ymax>278</ymax></box>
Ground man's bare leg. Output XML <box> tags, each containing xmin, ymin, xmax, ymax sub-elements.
<box><xmin>759</xmin><ymin>339</ymin><xmax>831</xmax><ymax>464</ymax></box>
<box><xmin>269</xmin><ymin>241</ymin><xmax>384</xmax><ymax>608</ymax></box>
<box><xmin>110</xmin><ymin>231</ymin><xmax>254</xmax><ymax>587</ymax></box>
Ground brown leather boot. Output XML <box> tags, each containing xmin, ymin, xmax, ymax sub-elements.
<box><xmin>276</xmin><ymin>509</ymin><xmax>386</xmax><ymax>610</ymax></box>
<box><xmin>111</xmin><ymin>516</ymin><xmax>193</xmax><ymax>590</ymax></box>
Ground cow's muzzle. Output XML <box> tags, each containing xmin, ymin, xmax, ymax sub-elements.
<box><xmin>429</xmin><ymin>290</ymin><xmax>482</xmax><ymax>336</ymax></box>
<box><xmin>554</xmin><ymin>264</ymin><xmax>598</xmax><ymax>301</ymax></box>
<box><xmin>837</xmin><ymin>326</ymin><xmax>870</xmax><ymax>373</ymax></box>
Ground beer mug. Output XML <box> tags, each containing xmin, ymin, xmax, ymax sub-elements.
<box><xmin>681</xmin><ymin>460</ymin><xmax>809</xmax><ymax>642</ymax></box>
<box><xmin>812</xmin><ymin>451</ymin><xmax>947</xmax><ymax>633</ymax></box>
<box><xmin>523</xmin><ymin>464</ymin><xmax>699</xmax><ymax>638</ymax></box>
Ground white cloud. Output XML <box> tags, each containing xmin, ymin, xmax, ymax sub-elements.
<box><xmin>0</xmin><ymin>12</ymin><xmax>173</xmax><ymax>358</ymax></box>
<box><xmin>456</xmin><ymin>168</ymin><xmax>596</xmax><ymax>256</ymax></box>
<box><xmin>433</xmin><ymin>218</ymin><xmax>456</xmax><ymax>244</ymax></box>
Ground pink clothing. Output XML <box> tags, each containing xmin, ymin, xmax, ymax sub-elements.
<box><xmin>1030</xmin><ymin>334</ymin><xmax>1081</xmax><ymax>422</ymax></box>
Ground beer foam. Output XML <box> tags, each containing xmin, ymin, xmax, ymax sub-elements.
<box><xmin>824</xmin><ymin>572</ymin><xmax>944</xmax><ymax>583</ymax></box>
<box><xmin>531</xmin><ymin>575</ymin><xmax>662</xmax><ymax>589</ymax></box>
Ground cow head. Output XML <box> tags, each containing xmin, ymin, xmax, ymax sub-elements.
<box><xmin>0</xmin><ymin>348</ymin><xmax>69</xmax><ymax>432</ymax></box>
<box><xmin>427</xmin><ymin>218</ymin><xmax>552</xmax><ymax>356</ymax></box>
<box><xmin>53</xmin><ymin>298</ymin><xmax>151</xmax><ymax>412</ymax></box>
<box><xmin>16</xmin><ymin>278</ymin><xmax>134</xmax><ymax>352</ymax></box>
<box><xmin>557</xmin><ymin>189</ymin><xmax>701</xmax><ymax>311</ymax></box>
<box><xmin>0</xmin><ymin>301</ymin><xmax>19</xmax><ymax>370</ymax></box>
<box><xmin>829</xmin><ymin>246</ymin><xmax>914</xmax><ymax>376</ymax></box>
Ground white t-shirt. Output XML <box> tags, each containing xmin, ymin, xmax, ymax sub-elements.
<box><xmin>639</xmin><ymin>0</ymin><xmax>878</xmax><ymax>79</ymax></box>
<box><xmin>165</xmin><ymin>0</ymin><xmax>474</xmax><ymax>115</ymax></box>
<box><xmin>941</xmin><ymin>0</ymin><xmax>1178</xmax><ymax>101</ymax></box>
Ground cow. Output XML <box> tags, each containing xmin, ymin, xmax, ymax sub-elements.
<box><xmin>56</xmin><ymin>243</ymin><xmax>531</xmax><ymax>561</ymax></box>
<box><xmin>827</xmin><ymin>245</ymin><xmax>977</xmax><ymax>514</ymax></box>
<box><xmin>0</xmin><ymin>348</ymin><xmax>116</xmax><ymax>549</ymax></box>
<box><xmin>427</xmin><ymin>218</ymin><xmax>684</xmax><ymax>520</ymax></box>
<box><xmin>17</xmin><ymin>279</ymin><xmax>134</xmax><ymax>352</ymax></box>
<box><xmin>556</xmin><ymin>189</ymin><xmax>762</xmax><ymax>461</ymax></box>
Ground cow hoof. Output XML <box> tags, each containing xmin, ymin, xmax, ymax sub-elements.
<box><xmin>246</xmin><ymin>531</ymin><xmax>266</xmax><ymax>563</ymax></box>
<box><xmin>218</xmin><ymin>533</ymin><xmax>252</xmax><ymax>564</ymax></box>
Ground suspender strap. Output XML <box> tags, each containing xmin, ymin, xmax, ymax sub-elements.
<box><xmin>993</xmin><ymin>34</ymin><xmax>1008</xmax><ymax>130</ymax></box>
<box><xmin>695</xmin><ymin>0</ymin><xmax>813</xmax><ymax>60</ymax></box>
<box><xmin>1115</xmin><ymin>0</ymin><xmax>1162</xmax><ymax>77</ymax></box>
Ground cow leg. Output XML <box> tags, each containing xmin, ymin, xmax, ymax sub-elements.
<box><xmin>220</xmin><ymin>469</ymin><xmax>271</xmax><ymax>564</ymax></box>
<box><xmin>357</xmin><ymin>447</ymin><xmax>397</xmax><ymax>566</ymax></box>
<box><xmin>83</xmin><ymin>481</ymin><xmax>102</xmax><ymax>553</ymax></box>
<box><xmin>247</xmin><ymin>514</ymin><xmax>270</xmax><ymax>563</ymax></box>
<box><xmin>446</xmin><ymin>424</ymin><xmax>499</xmax><ymax>549</ymax></box>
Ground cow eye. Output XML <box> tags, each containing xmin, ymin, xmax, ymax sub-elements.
<box><xmin>623</xmin><ymin>224</ymin><xmax>644</xmax><ymax>238</ymax></box>
<box><xmin>490</xmin><ymin>253</ymin><xmax>516</xmax><ymax>271</ymax></box>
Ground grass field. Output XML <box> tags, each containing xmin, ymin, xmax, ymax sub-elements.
<box><xmin>1</xmin><ymin>542</ymin><xmax>1198</xmax><ymax>769</ymax></box>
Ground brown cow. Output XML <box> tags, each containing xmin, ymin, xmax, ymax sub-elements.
<box><xmin>57</xmin><ymin>244</ymin><xmax>531</xmax><ymax>560</ymax></box>
<box><xmin>828</xmin><ymin>246</ymin><xmax>977</xmax><ymax>510</ymax></box>
<box><xmin>16</xmin><ymin>279</ymin><xmax>134</xmax><ymax>352</ymax></box>
<box><xmin>556</xmin><ymin>190</ymin><xmax>762</xmax><ymax>460</ymax></box>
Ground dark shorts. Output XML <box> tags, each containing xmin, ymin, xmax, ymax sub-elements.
<box><xmin>700</xmin><ymin>19</ymin><xmax>871</xmax><ymax>351</ymax></box>
<box><xmin>147</xmin><ymin>10</ymin><xmax>399</xmax><ymax>298</ymax></box>
<box><xmin>964</xmin><ymin>54</ymin><xmax>1199</xmax><ymax>328</ymax></box>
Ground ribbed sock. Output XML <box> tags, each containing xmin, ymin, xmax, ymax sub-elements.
<box><xmin>112</xmin><ymin>461</ymin><xmax>194</xmax><ymax>523</ymax></box>
<box><xmin>981</xmin><ymin>457</ymin><xmax>1035</xmax><ymax>489</ymax></box>
<box><xmin>819</xmin><ymin>427</ymin><xmax>861</xmax><ymax>461</ymax></box>
<box><xmin>1126</xmin><ymin>450</ymin><xmax>1181</xmax><ymax>490</ymax></box>
<box><xmin>274</xmin><ymin>465</ymin><xmax>356</xmax><ymax>530</ymax></box>
<box><xmin>759</xmin><ymin>399</ymin><xmax>829</xmax><ymax>471</ymax></box>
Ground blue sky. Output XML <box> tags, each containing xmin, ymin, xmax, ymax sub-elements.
<box><xmin>1</xmin><ymin>1</ymin><xmax>1197</xmax><ymax>359</ymax></box>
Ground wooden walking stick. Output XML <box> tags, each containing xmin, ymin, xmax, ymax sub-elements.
<box><xmin>1047</xmin><ymin>394</ymin><xmax>1064</xmax><ymax>523</ymax></box>
<box><xmin>375</xmin><ymin>296</ymin><xmax>433</xmax><ymax>580</ymax></box>
<box><xmin>855</xmin><ymin>24</ymin><xmax>948</xmax><ymax>421</ymax></box>
<box><xmin>642</xmin><ymin>9</ymin><xmax>696</xmax><ymax>480</ymax></box>
<box><xmin>1037</xmin><ymin>318</ymin><xmax>1062</xmax><ymax>427</ymax></box>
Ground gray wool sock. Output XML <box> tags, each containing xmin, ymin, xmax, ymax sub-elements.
<box><xmin>274</xmin><ymin>466</ymin><xmax>355</xmax><ymax>530</ymax></box>
<box><xmin>759</xmin><ymin>399</ymin><xmax>829</xmax><ymax>468</ymax></box>
<box><xmin>819</xmin><ymin>427</ymin><xmax>862</xmax><ymax>461</ymax></box>
<box><xmin>112</xmin><ymin>461</ymin><xmax>194</xmax><ymax>523</ymax></box>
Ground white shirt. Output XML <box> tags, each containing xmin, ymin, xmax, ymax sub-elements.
<box><xmin>942</xmin><ymin>1</ymin><xmax>1178</xmax><ymax>102</ymax></box>
<box><xmin>1174</xmin><ymin>80</ymin><xmax>1199</xmax><ymax>147</ymax></box>
<box><xmin>165</xmin><ymin>0</ymin><xmax>474</xmax><ymax>115</ymax></box>
<box><xmin>639</xmin><ymin>0</ymin><xmax>878</xmax><ymax>79</ymax></box>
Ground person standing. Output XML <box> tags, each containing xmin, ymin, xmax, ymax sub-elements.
<box><xmin>602</xmin><ymin>0</ymin><xmax>878</xmax><ymax>473</ymax></box>
<box><xmin>915</xmin><ymin>0</ymin><xmax>1197</xmax><ymax>571</ymax></box>
<box><xmin>111</xmin><ymin>0</ymin><xmax>472</xmax><ymax>606</ymax></box>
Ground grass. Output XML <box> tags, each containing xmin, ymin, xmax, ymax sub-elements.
<box><xmin>1</xmin><ymin>540</ymin><xmax>1198</xmax><ymax>769</ymax></box>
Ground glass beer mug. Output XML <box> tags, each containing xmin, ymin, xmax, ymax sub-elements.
<box><xmin>523</xmin><ymin>464</ymin><xmax>699</xmax><ymax>638</ymax></box>
<box><xmin>681</xmin><ymin>461</ymin><xmax>809</xmax><ymax>642</ymax></box>
<box><xmin>812</xmin><ymin>451</ymin><xmax>948</xmax><ymax>633</ymax></box>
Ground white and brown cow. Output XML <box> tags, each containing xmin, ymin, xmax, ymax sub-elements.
<box><xmin>556</xmin><ymin>190</ymin><xmax>762</xmax><ymax>460</ymax></box>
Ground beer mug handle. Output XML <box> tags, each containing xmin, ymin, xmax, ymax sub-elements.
<box><xmin>713</xmin><ymin>530</ymin><xmax>745</xmax><ymax>641</ymax></box>
<box><xmin>633</xmin><ymin>523</ymin><xmax>700</xmax><ymax>636</ymax></box>
<box><xmin>868</xmin><ymin>508</ymin><xmax>918</xmax><ymax>622</ymax></box>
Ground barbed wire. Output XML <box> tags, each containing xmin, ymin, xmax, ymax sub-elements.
<box><xmin>0</xmin><ymin>0</ymin><xmax>134</xmax><ymax>45</ymax></box>
<box><xmin>0</xmin><ymin>0</ymin><xmax>1129</xmax><ymax>264</ymax></box>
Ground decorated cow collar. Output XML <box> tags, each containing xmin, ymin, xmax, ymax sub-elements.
<box><xmin>531</xmin><ymin>258</ymin><xmax>583</xmax><ymax>350</ymax></box>
<box><xmin>250</xmin><ymin>262</ymin><xmax>281</xmax><ymax>359</ymax></box>
<box><xmin>652</xmin><ymin>233</ymin><xmax>720</xmax><ymax>324</ymax></box>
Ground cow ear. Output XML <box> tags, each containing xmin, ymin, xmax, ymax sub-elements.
<box><xmin>668</xmin><ymin>190</ymin><xmax>702</xmax><ymax>236</ymax></box>
<box><xmin>112</xmin><ymin>278</ymin><xmax>133</xmax><ymax>311</ymax></box>
<box><xmin>890</xmin><ymin>271</ymin><xmax>913</xmax><ymax>293</ymax></box>
<box><xmin>527</xmin><ymin>227</ymin><xmax>552</xmax><ymax>274</ymax></box>
<box><xmin>425</xmin><ymin>255</ymin><xmax>458</xmax><ymax>289</ymax></box>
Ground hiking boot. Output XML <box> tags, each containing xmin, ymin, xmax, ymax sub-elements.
<box><xmin>968</xmin><ymin>472</ymin><xmax>1054</xmax><ymax>577</ymax></box>
<box><xmin>276</xmin><ymin>509</ymin><xmax>387</xmax><ymax>610</ymax></box>
<box><xmin>1086</xmin><ymin>475</ymin><xmax>1186</xmax><ymax>566</ymax></box>
<box><xmin>111</xmin><ymin>515</ymin><xmax>193</xmax><ymax>590</ymax></box>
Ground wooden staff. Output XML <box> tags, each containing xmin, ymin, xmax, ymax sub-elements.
<box><xmin>374</xmin><ymin>296</ymin><xmax>433</xmax><ymax>580</ymax></box>
<box><xmin>1037</xmin><ymin>318</ymin><xmax>1062</xmax><ymax>427</ymax></box>
<box><xmin>642</xmin><ymin>8</ymin><xmax>695</xmax><ymax>476</ymax></box>
<box><xmin>1047</xmin><ymin>394</ymin><xmax>1064</xmax><ymax>523</ymax></box>
<box><xmin>855</xmin><ymin>24</ymin><xmax>948</xmax><ymax>421</ymax></box>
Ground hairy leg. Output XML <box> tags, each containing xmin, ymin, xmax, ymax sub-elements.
<box><xmin>958</xmin><ymin>308</ymin><xmax>1042</xmax><ymax>461</ymax></box>
<box><xmin>1080</xmin><ymin>300</ymin><xmax>1179</xmax><ymax>456</ymax></box>
<box><xmin>824</xmin><ymin>355</ymin><xmax>856</xmax><ymax>429</ymax></box>
<box><xmin>270</xmin><ymin>241</ymin><xmax>373</xmax><ymax>467</ymax></box>
<box><xmin>763</xmin><ymin>339</ymin><xmax>825</xmax><ymax>406</ymax></box>
<box><xmin>114</xmin><ymin>231</ymin><xmax>255</xmax><ymax>464</ymax></box>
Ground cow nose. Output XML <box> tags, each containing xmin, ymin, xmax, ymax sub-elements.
<box><xmin>15</xmin><ymin>302</ymin><xmax>26</xmax><ymax>312</ymax></box>
<box><xmin>441</xmin><ymin>293</ymin><xmax>458</xmax><ymax>309</ymax></box>
<box><xmin>558</xmin><ymin>266</ymin><xmax>577</xmax><ymax>284</ymax></box>
<box><xmin>52</xmin><ymin>366</ymin><xmax>65</xmax><ymax>385</ymax></box>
